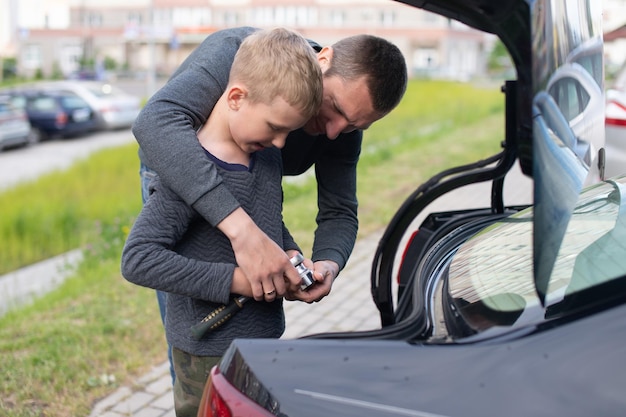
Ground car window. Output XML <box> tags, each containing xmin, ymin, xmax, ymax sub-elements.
<box><xmin>61</xmin><ymin>96</ymin><xmax>89</xmax><ymax>109</ymax></box>
<box><xmin>29</xmin><ymin>97</ymin><xmax>57</xmax><ymax>111</ymax></box>
<box><xmin>548</xmin><ymin>77</ymin><xmax>590</xmax><ymax>122</ymax></box>
<box><xmin>575</xmin><ymin>54</ymin><xmax>603</xmax><ymax>87</ymax></box>
<box><xmin>10</xmin><ymin>96</ymin><xmax>26</xmax><ymax>109</ymax></box>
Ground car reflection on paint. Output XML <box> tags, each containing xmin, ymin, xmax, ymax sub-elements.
<box><xmin>605</xmin><ymin>64</ymin><xmax>626</xmax><ymax>179</ymax></box>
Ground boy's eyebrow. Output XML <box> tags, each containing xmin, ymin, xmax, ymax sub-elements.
<box><xmin>269</xmin><ymin>121</ymin><xmax>293</xmax><ymax>131</ymax></box>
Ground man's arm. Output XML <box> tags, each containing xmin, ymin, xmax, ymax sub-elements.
<box><xmin>132</xmin><ymin>27</ymin><xmax>302</xmax><ymax>298</ymax></box>
<box><xmin>121</xmin><ymin>177</ymin><xmax>237</xmax><ymax>305</ymax></box>
<box><xmin>280</xmin><ymin>130</ymin><xmax>361</xmax><ymax>302</ymax></box>
<box><xmin>133</xmin><ymin>27</ymin><xmax>251</xmax><ymax>225</ymax></box>
<box><xmin>311</xmin><ymin>131</ymin><xmax>361</xmax><ymax>271</ymax></box>
<box><xmin>281</xmin><ymin>129</ymin><xmax>361</xmax><ymax>272</ymax></box>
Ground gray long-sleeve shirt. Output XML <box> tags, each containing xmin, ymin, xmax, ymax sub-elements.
<box><xmin>122</xmin><ymin>149</ymin><xmax>297</xmax><ymax>356</ymax></box>
<box><xmin>132</xmin><ymin>26</ymin><xmax>360</xmax><ymax>271</ymax></box>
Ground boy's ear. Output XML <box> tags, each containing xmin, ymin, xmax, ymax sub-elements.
<box><xmin>227</xmin><ymin>85</ymin><xmax>247</xmax><ymax>110</ymax></box>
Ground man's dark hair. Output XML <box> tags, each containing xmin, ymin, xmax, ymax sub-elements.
<box><xmin>326</xmin><ymin>34</ymin><xmax>407</xmax><ymax>115</ymax></box>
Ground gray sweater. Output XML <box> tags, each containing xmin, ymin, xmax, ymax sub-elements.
<box><xmin>121</xmin><ymin>149</ymin><xmax>298</xmax><ymax>356</ymax></box>
<box><xmin>132</xmin><ymin>26</ymin><xmax>360</xmax><ymax>271</ymax></box>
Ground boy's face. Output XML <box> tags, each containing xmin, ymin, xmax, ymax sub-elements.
<box><xmin>301</xmin><ymin>48</ymin><xmax>384</xmax><ymax>140</ymax></box>
<box><xmin>228</xmin><ymin>90</ymin><xmax>308</xmax><ymax>153</ymax></box>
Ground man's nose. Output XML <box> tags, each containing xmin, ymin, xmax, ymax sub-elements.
<box><xmin>325</xmin><ymin>118</ymin><xmax>350</xmax><ymax>140</ymax></box>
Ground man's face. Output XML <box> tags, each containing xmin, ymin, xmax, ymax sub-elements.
<box><xmin>302</xmin><ymin>48</ymin><xmax>384</xmax><ymax>139</ymax></box>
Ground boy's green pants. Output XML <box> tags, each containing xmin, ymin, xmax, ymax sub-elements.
<box><xmin>173</xmin><ymin>347</ymin><xmax>221</xmax><ymax>417</ymax></box>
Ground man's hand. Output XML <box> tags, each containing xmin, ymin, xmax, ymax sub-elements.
<box><xmin>287</xmin><ymin>260</ymin><xmax>339</xmax><ymax>303</ymax></box>
<box><xmin>218</xmin><ymin>208</ymin><xmax>301</xmax><ymax>301</ymax></box>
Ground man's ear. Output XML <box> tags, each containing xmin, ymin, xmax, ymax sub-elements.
<box><xmin>227</xmin><ymin>85</ymin><xmax>247</xmax><ymax>110</ymax></box>
<box><xmin>317</xmin><ymin>46</ymin><xmax>333</xmax><ymax>73</ymax></box>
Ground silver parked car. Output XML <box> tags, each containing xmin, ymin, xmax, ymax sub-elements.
<box><xmin>0</xmin><ymin>95</ymin><xmax>35</xmax><ymax>151</ymax></box>
<box><xmin>34</xmin><ymin>81</ymin><xmax>141</xmax><ymax>130</ymax></box>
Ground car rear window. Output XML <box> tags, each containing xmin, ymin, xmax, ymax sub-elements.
<box><xmin>61</xmin><ymin>96</ymin><xmax>89</xmax><ymax>109</ymax></box>
<box><xmin>29</xmin><ymin>97</ymin><xmax>57</xmax><ymax>111</ymax></box>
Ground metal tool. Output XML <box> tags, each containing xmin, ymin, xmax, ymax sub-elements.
<box><xmin>190</xmin><ymin>254</ymin><xmax>315</xmax><ymax>340</ymax></box>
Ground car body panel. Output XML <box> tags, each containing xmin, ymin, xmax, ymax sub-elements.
<box><xmin>221</xmin><ymin>305</ymin><xmax>626</xmax><ymax>417</ymax></box>
<box><xmin>0</xmin><ymin>97</ymin><xmax>33</xmax><ymax>150</ymax></box>
<box><xmin>605</xmin><ymin>86</ymin><xmax>626</xmax><ymax>179</ymax></box>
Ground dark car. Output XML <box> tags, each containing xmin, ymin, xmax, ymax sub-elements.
<box><xmin>8</xmin><ymin>89</ymin><xmax>96</xmax><ymax>141</ymax></box>
<box><xmin>198</xmin><ymin>1</ymin><xmax>626</xmax><ymax>416</ymax></box>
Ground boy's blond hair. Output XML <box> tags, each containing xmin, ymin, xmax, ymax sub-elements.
<box><xmin>230</xmin><ymin>27</ymin><xmax>323</xmax><ymax>120</ymax></box>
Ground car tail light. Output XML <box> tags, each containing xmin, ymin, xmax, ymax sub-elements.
<box><xmin>606</xmin><ymin>99</ymin><xmax>626</xmax><ymax>127</ymax></box>
<box><xmin>606</xmin><ymin>117</ymin><xmax>626</xmax><ymax>127</ymax></box>
<box><xmin>198</xmin><ymin>366</ymin><xmax>275</xmax><ymax>417</ymax></box>
<box><xmin>55</xmin><ymin>111</ymin><xmax>68</xmax><ymax>127</ymax></box>
<box><xmin>397</xmin><ymin>230</ymin><xmax>419</xmax><ymax>283</ymax></box>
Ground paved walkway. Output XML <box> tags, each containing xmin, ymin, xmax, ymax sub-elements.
<box><xmin>87</xmin><ymin>163</ymin><xmax>533</xmax><ymax>417</ymax></box>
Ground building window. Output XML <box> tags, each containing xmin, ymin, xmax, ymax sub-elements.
<box><xmin>249</xmin><ymin>6</ymin><xmax>316</xmax><ymax>27</ymax></box>
<box><xmin>127</xmin><ymin>12</ymin><xmax>142</xmax><ymax>26</ymax></box>
<box><xmin>330</xmin><ymin>10</ymin><xmax>345</xmax><ymax>26</ymax></box>
<box><xmin>297</xmin><ymin>7</ymin><xmax>316</xmax><ymax>26</ymax></box>
<box><xmin>224</xmin><ymin>11</ymin><xmax>238</xmax><ymax>27</ymax></box>
<box><xmin>154</xmin><ymin>9</ymin><xmax>172</xmax><ymax>27</ymax></box>
<box><xmin>85</xmin><ymin>12</ymin><xmax>103</xmax><ymax>28</ymax></box>
<box><xmin>23</xmin><ymin>44</ymin><xmax>42</xmax><ymax>70</ymax></box>
<box><xmin>257</xmin><ymin>7</ymin><xmax>274</xmax><ymax>26</ymax></box>
<box><xmin>173</xmin><ymin>8</ymin><xmax>212</xmax><ymax>27</ymax></box>
<box><xmin>60</xmin><ymin>44</ymin><xmax>83</xmax><ymax>75</ymax></box>
<box><xmin>380</xmin><ymin>10</ymin><xmax>395</xmax><ymax>26</ymax></box>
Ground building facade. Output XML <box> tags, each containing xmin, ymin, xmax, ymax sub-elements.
<box><xmin>3</xmin><ymin>0</ymin><xmax>492</xmax><ymax>81</ymax></box>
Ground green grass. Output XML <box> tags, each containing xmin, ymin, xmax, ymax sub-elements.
<box><xmin>0</xmin><ymin>79</ymin><xmax>505</xmax><ymax>417</ymax></box>
<box><xmin>0</xmin><ymin>144</ymin><xmax>143</xmax><ymax>275</ymax></box>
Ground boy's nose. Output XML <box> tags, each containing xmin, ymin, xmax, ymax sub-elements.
<box><xmin>271</xmin><ymin>133</ymin><xmax>288</xmax><ymax>149</ymax></box>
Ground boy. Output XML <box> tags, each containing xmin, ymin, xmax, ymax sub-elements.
<box><xmin>121</xmin><ymin>27</ymin><xmax>323</xmax><ymax>417</ymax></box>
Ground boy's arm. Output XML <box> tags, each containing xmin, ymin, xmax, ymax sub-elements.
<box><xmin>132</xmin><ymin>27</ymin><xmax>301</xmax><ymax>299</ymax></box>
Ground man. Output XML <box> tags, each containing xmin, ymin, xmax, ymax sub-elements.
<box><xmin>132</xmin><ymin>25</ymin><xmax>407</xmax><ymax>381</ymax></box>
